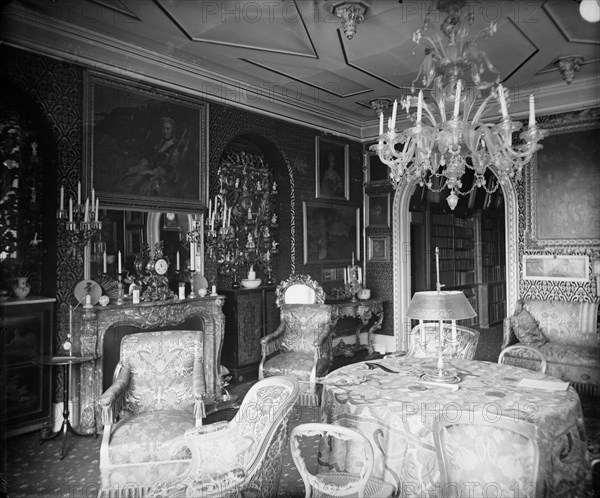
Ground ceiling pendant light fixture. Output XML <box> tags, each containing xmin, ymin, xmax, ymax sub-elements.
<box><xmin>371</xmin><ymin>0</ymin><xmax>547</xmax><ymax>209</ymax></box>
<box><xmin>579</xmin><ymin>0</ymin><xmax>600</xmax><ymax>23</ymax></box>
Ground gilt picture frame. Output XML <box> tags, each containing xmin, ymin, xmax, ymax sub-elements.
<box><xmin>315</xmin><ymin>137</ymin><xmax>349</xmax><ymax>200</ymax></box>
<box><xmin>84</xmin><ymin>71</ymin><xmax>209</xmax><ymax>211</ymax></box>
<box><xmin>368</xmin><ymin>236</ymin><xmax>390</xmax><ymax>262</ymax></box>
<box><xmin>366</xmin><ymin>193</ymin><xmax>390</xmax><ymax>228</ymax></box>
<box><xmin>303</xmin><ymin>201</ymin><xmax>360</xmax><ymax>264</ymax></box>
<box><xmin>526</xmin><ymin>116</ymin><xmax>600</xmax><ymax>249</ymax></box>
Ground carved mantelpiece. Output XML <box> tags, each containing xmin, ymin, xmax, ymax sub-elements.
<box><xmin>73</xmin><ymin>296</ymin><xmax>225</xmax><ymax>433</ymax></box>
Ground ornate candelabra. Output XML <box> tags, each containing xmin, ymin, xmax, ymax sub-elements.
<box><xmin>205</xmin><ymin>151</ymin><xmax>278</xmax><ymax>287</ymax></box>
<box><xmin>344</xmin><ymin>253</ymin><xmax>362</xmax><ymax>302</ymax></box>
<box><xmin>56</xmin><ymin>182</ymin><xmax>102</xmax><ymax>256</ymax></box>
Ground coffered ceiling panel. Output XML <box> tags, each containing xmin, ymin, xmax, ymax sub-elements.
<box><xmin>2</xmin><ymin>0</ymin><xmax>598</xmax><ymax>141</ymax></box>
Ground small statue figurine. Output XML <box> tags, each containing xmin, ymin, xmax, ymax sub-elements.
<box><xmin>271</xmin><ymin>213</ymin><xmax>278</xmax><ymax>225</ymax></box>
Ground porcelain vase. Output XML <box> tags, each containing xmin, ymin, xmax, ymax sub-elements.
<box><xmin>13</xmin><ymin>276</ymin><xmax>31</xmax><ymax>299</ymax></box>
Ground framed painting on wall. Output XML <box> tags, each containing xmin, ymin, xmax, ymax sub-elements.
<box><xmin>83</xmin><ymin>71</ymin><xmax>209</xmax><ymax>211</ymax></box>
<box><xmin>366</xmin><ymin>193</ymin><xmax>390</xmax><ymax>228</ymax></box>
<box><xmin>315</xmin><ymin>137</ymin><xmax>349</xmax><ymax>200</ymax></box>
<box><xmin>366</xmin><ymin>149</ymin><xmax>389</xmax><ymax>183</ymax></box>
<box><xmin>526</xmin><ymin>117</ymin><xmax>600</xmax><ymax>248</ymax></box>
<box><xmin>368</xmin><ymin>236</ymin><xmax>390</xmax><ymax>262</ymax></box>
<box><xmin>303</xmin><ymin>201</ymin><xmax>360</xmax><ymax>264</ymax></box>
<box><xmin>523</xmin><ymin>254</ymin><xmax>589</xmax><ymax>282</ymax></box>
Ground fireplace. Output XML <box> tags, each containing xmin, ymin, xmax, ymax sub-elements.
<box><xmin>73</xmin><ymin>296</ymin><xmax>225</xmax><ymax>433</ymax></box>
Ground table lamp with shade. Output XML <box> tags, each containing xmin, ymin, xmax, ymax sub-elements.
<box><xmin>405</xmin><ymin>247</ymin><xmax>476</xmax><ymax>383</ymax></box>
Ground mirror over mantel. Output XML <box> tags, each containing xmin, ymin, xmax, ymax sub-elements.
<box><xmin>87</xmin><ymin>209</ymin><xmax>204</xmax><ymax>291</ymax></box>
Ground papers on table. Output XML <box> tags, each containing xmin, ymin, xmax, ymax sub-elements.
<box><xmin>517</xmin><ymin>378</ymin><xmax>570</xmax><ymax>391</ymax></box>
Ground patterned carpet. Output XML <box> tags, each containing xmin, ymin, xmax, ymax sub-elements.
<box><xmin>3</xmin><ymin>326</ymin><xmax>599</xmax><ymax>497</ymax></box>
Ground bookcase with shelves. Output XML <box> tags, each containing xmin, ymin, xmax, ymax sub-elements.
<box><xmin>423</xmin><ymin>209</ymin><xmax>506</xmax><ymax>328</ymax></box>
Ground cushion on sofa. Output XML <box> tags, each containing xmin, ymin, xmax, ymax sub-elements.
<box><xmin>510</xmin><ymin>308</ymin><xmax>548</xmax><ymax>347</ymax></box>
<box><xmin>523</xmin><ymin>300</ymin><xmax>599</xmax><ymax>347</ymax></box>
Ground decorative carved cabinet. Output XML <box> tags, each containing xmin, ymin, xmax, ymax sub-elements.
<box><xmin>1</xmin><ymin>296</ymin><xmax>55</xmax><ymax>436</ymax></box>
<box><xmin>220</xmin><ymin>286</ymin><xmax>279</xmax><ymax>384</ymax></box>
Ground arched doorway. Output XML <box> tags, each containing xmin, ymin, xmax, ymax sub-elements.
<box><xmin>391</xmin><ymin>171</ymin><xmax>520</xmax><ymax>352</ymax></box>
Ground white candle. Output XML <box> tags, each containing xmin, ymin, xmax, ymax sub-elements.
<box><xmin>391</xmin><ymin>99</ymin><xmax>398</xmax><ymax>129</ymax></box>
<box><xmin>357</xmin><ymin>267</ymin><xmax>362</xmax><ymax>285</ymax></box>
<box><xmin>176</xmin><ymin>251</ymin><xmax>180</xmax><ymax>271</ymax></box>
<box><xmin>208</xmin><ymin>198</ymin><xmax>212</xmax><ymax>220</ymax></box>
<box><xmin>435</xmin><ymin>247</ymin><xmax>440</xmax><ymax>287</ymax></box>
<box><xmin>118</xmin><ymin>250</ymin><xmax>122</xmax><ymax>274</ymax></box>
<box><xmin>379</xmin><ymin>112</ymin><xmax>384</xmax><ymax>135</ymax></box>
<box><xmin>190</xmin><ymin>243</ymin><xmax>196</xmax><ymax>271</ymax></box>
<box><xmin>95</xmin><ymin>197</ymin><xmax>99</xmax><ymax>222</ymax></box>
<box><xmin>69</xmin><ymin>197</ymin><xmax>73</xmax><ymax>223</ymax></box>
<box><xmin>103</xmin><ymin>250</ymin><xmax>107</xmax><ymax>273</ymax></box>
<box><xmin>91</xmin><ymin>188</ymin><xmax>95</xmax><ymax>210</ymax></box>
<box><xmin>343</xmin><ymin>268</ymin><xmax>347</xmax><ymax>284</ymax></box>
<box><xmin>77</xmin><ymin>181</ymin><xmax>81</xmax><ymax>205</ymax></box>
<box><xmin>84</xmin><ymin>198</ymin><xmax>89</xmax><ymax>222</ymax></box>
<box><xmin>453</xmin><ymin>80</ymin><xmax>461</xmax><ymax>119</ymax></box>
<box><xmin>528</xmin><ymin>94</ymin><xmax>535</xmax><ymax>127</ymax></box>
<box><xmin>60</xmin><ymin>185</ymin><xmax>64</xmax><ymax>211</ymax></box>
<box><xmin>417</xmin><ymin>90</ymin><xmax>423</xmax><ymax>124</ymax></box>
<box><xmin>69</xmin><ymin>305</ymin><xmax>73</xmax><ymax>337</ymax></box>
<box><xmin>352</xmin><ymin>252</ymin><xmax>355</xmax><ymax>266</ymax></box>
<box><xmin>498</xmin><ymin>84</ymin><xmax>508</xmax><ymax>119</ymax></box>
<box><xmin>228</xmin><ymin>207</ymin><xmax>232</xmax><ymax>227</ymax></box>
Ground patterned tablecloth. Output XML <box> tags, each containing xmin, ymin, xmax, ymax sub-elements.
<box><xmin>319</xmin><ymin>357</ymin><xmax>592</xmax><ymax>497</ymax></box>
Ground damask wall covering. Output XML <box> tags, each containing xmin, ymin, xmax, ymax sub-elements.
<box><xmin>0</xmin><ymin>44</ymin><xmax>374</xmax><ymax>381</ymax></box>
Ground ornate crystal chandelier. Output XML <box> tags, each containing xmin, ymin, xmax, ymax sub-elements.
<box><xmin>371</xmin><ymin>1</ymin><xmax>547</xmax><ymax>210</ymax></box>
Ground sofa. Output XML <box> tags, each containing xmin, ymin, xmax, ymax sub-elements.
<box><xmin>502</xmin><ymin>299</ymin><xmax>600</xmax><ymax>396</ymax></box>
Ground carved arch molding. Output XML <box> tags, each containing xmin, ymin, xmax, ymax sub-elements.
<box><xmin>391</xmin><ymin>173</ymin><xmax>519</xmax><ymax>352</ymax></box>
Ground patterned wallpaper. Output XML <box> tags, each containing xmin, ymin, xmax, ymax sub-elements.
<box><xmin>518</xmin><ymin>109</ymin><xmax>600</xmax><ymax>305</ymax></box>
<box><xmin>0</xmin><ymin>45</ymin><xmax>370</xmax><ymax>360</ymax></box>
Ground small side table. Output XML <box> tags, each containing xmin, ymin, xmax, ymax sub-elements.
<box><xmin>36</xmin><ymin>355</ymin><xmax>98</xmax><ymax>459</ymax></box>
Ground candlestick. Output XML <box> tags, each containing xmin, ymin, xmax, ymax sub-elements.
<box><xmin>435</xmin><ymin>247</ymin><xmax>440</xmax><ymax>292</ymax></box>
<box><xmin>528</xmin><ymin>94</ymin><xmax>535</xmax><ymax>127</ymax></box>
<box><xmin>60</xmin><ymin>185</ymin><xmax>64</xmax><ymax>212</ymax></box>
<box><xmin>118</xmin><ymin>250</ymin><xmax>122</xmax><ymax>274</ymax></box>
<box><xmin>103</xmin><ymin>251</ymin><xmax>107</xmax><ymax>274</ymax></box>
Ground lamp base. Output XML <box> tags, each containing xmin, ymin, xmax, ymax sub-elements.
<box><xmin>420</xmin><ymin>370</ymin><xmax>461</xmax><ymax>384</ymax></box>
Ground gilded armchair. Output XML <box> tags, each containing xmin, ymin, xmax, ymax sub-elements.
<box><xmin>259</xmin><ymin>303</ymin><xmax>333</xmax><ymax>406</ymax></box>
<box><xmin>98</xmin><ymin>330</ymin><xmax>206</xmax><ymax>498</ymax></box>
<box><xmin>405</xmin><ymin>322</ymin><xmax>480</xmax><ymax>360</ymax></box>
<box><xmin>148</xmin><ymin>376</ymin><xmax>300</xmax><ymax>498</ymax></box>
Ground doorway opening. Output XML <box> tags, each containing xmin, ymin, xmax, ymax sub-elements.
<box><xmin>391</xmin><ymin>169</ymin><xmax>520</xmax><ymax>352</ymax></box>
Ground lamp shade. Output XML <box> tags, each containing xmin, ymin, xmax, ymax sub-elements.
<box><xmin>406</xmin><ymin>291</ymin><xmax>476</xmax><ymax>321</ymax></box>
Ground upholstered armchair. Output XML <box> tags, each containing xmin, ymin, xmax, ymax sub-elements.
<box><xmin>148</xmin><ymin>376</ymin><xmax>300</xmax><ymax>498</ymax></box>
<box><xmin>259</xmin><ymin>303</ymin><xmax>333</xmax><ymax>406</ymax></box>
<box><xmin>98</xmin><ymin>329</ymin><xmax>206</xmax><ymax>498</ymax></box>
<box><xmin>405</xmin><ymin>322</ymin><xmax>480</xmax><ymax>360</ymax></box>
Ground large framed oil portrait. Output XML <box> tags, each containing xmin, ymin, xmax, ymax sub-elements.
<box><xmin>303</xmin><ymin>201</ymin><xmax>360</xmax><ymax>264</ymax></box>
<box><xmin>526</xmin><ymin>116</ymin><xmax>600</xmax><ymax>249</ymax></box>
<box><xmin>315</xmin><ymin>137</ymin><xmax>349</xmax><ymax>200</ymax></box>
<box><xmin>84</xmin><ymin>71</ymin><xmax>209</xmax><ymax>211</ymax></box>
